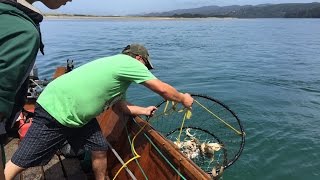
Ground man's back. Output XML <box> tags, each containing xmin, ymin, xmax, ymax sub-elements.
<box><xmin>37</xmin><ymin>54</ymin><xmax>156</xmax><ymax>127</ymax></box>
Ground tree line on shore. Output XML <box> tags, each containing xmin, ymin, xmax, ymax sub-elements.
<box><xmin>145</xmin><ymin>3</ymin><xmax>320</xmax><ymax>18</ymax></box>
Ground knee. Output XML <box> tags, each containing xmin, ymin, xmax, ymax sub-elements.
<box><xmin>4</xmin><ymin>160</ymin><xmax>25</xmax><ymax>180</ymax></box>
<box><xmin>91</xmin><ymin>151</ymin><xmax>107</xmax><ymax>159</ymax></box>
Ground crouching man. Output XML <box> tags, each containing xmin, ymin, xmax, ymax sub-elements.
<box><xmin>4</xmin><ymin>44</ymin><xmax>193</xmax><ymax>180</ymax></box>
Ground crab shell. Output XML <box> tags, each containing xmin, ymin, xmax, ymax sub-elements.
<box><xmin>174</xmin><ymin>141</ymin><xmax>182</xmax><ymax>149</ymax></box>
<box><xmin>206</xmin><ymin>142</ymin><xmax>222</xmax><ymax>151</ymax></box>
<box><xmin>201</xmin><ymin>142</ymin><xmax>222</xmax><ymax>154</ymax></box>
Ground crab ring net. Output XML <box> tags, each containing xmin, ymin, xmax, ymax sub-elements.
<box><xmin>147</xmin><ymin>94</ymin><xmax>245</xmax><ymax>174</ymax></box>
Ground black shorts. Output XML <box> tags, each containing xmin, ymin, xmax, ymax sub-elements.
<box><xmin>11</xmin><ymin>103</ymin><xmax>108</xmax><ymax>168</ymax></box>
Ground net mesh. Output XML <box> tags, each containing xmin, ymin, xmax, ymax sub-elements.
<box><xmin>146</xmin><ymin>95</ymin><xmax>245</xmax><ymax>174</ymax></box>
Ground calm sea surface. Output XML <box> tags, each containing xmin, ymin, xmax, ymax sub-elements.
<box><xmin>35</xmin><ymin>18</ymin><xmax>320</xmax><ymax>180</ymax></box>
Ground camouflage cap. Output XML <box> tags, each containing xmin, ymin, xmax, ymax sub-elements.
<box><xmin>122</xmin><ymin>44</ymin><xmax>154</xmax><ymax>70</ymax></box>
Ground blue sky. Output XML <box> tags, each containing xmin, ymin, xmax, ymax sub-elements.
<box><xmin>35</xmin><ymin>0</ymin><xmax>320</xmax><ymax>16</ymax></box>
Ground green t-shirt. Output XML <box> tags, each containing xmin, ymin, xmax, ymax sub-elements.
<box><xmin>37</xmin><ymin>54</ymin><xmax>156</xmax><ymax>127</ymax></box>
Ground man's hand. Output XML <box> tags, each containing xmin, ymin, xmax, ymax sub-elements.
<box><xmin>181</xmin><ymin>93</ymin><xmax>194</xmax><ymax>109</ymax></box>
<box><xmin>144</xmin><ymin>106</ymin><xmax>157</xmax><ymax>117</ymax></box>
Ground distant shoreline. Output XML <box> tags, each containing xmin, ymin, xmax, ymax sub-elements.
<box><xmin>43</xmin><ymin>14</ymin><xmax>320</xmax><ymax>20</ymax></box>
<box><xmin>43</xmin><ymin>14</ymin><xmax>235</xmax><ymax>20</ymax></box>
<box><xmin>43</xmin><ymin>3</ymin><xmax>320</xmax><ymax>19</ymax></box>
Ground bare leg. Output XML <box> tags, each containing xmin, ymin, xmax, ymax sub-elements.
<box><xmin>91</xmin><ymin>151</ymin><xmax>107</xmax><ymax>180</ymax></box>
<box><xmin>4</xmin><ymin>160</ymin><xmax>25</xmax><ymax>180</ymax></box>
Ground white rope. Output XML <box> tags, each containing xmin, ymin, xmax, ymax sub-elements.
<box><xmin>29</xmin><ymin>79</ymin><xmax>43</xmax><ymax>90</ymax></box>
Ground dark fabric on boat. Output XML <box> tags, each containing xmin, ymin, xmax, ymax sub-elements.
<box><xmin>11</xmin><ymin>103</ymin><xmax>108</xmax><ymax>168</ymax></box>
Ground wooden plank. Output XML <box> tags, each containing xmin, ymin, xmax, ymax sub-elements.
<box><xmin>53</xmin><ymin>67</ymin><xmax>66</xmax><ymax>79</ymax></box>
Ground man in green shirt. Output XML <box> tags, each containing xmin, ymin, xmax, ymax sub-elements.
<box><xmin>0</xmin><ymin>0</ymin><xmax>73</xmax><ymax>179</ymax></box>
<box><xmin>4</xmin><ymin>44</ymin><xmax>194</xmax><ymax>180</ymax></box>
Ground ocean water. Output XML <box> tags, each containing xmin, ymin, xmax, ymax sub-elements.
<box><xmin>35</xmin><ymin>18</ymin><xmax>320</xmax><ymax>180</ymax></box>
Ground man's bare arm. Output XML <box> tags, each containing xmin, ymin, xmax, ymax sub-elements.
<box><xmin>142</xmin><ymin>79</ymin><xmax>193</xmax><ymax>108</ymax></box>
<box><xmin>115</xmin><ymin>101</ymin><xmax>157</xmax><ymax>116</ymax></box>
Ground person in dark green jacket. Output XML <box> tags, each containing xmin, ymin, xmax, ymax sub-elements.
<box><xmin>0</xmin><ymin>0</ymin><xmax>72</xmax><ymax>179</ymax></box>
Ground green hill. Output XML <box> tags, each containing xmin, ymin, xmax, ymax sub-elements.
<box><xmin>143</xmin><ymin>3</ymin><xmax>320</xmax><ymax>18</ymax></box>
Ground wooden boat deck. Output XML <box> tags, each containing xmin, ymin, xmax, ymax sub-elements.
<box><xmin>4</xmin><ymin>138</ymin><xmax>91</xmax><ymax>180</ymax></box>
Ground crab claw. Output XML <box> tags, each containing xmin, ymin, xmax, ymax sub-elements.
<box><xmin>186</xmin><ymin>128</ymin><xmax>195</xmax><ymax>137</ymax></box>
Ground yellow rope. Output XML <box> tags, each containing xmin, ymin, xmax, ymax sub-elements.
<box><xmin>176</xmin><ymin>109</ymin><xmax>192</xmax><ymax>143</ymax></box>
<box><xmin>112</xmin><ymin>122</ymin><xmax>147</xmax><ymax>180</ymax></box>
<box><xmin>163</xmin><ymin>100</ymin><xmax>170</xmax><ymax>115</ymax></box>
<box><xmin>149</xmin><ymin>101</ymin><xmax>186</xmax><ymax>121</ymax></box>
<box><xmin>163</xmin><ymin>101</ymin><xmax>183</xmax><ymax>114</ymax></box>
<box><xmin>114</xmin><ymin>100</ymin><xmax>191</xmax><ymax>179</ymax></box>
<box><xmin>162</xmin><ymin>101</ymin><xmax>193</xmax><ymax>143</ymax></box>
<box><xmin>194</xmin><ymin>99</ymin><xmax>242</xmax><ymax>135</ymax></box>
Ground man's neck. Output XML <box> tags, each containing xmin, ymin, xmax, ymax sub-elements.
<box><xmin>17</xmin><ymin>0</ymin><xmax>41</xmax><ymax>14</ymax></box>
